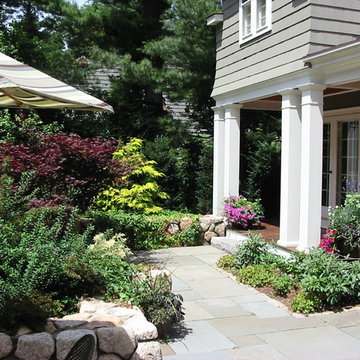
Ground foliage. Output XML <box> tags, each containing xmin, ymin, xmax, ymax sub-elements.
<box><xmin>223</xmin><ymin>195</ymin><xmax>264</xmax><ymax>229</ymax></box>
<box><xmin>194</xmin><ymin>136</ymin><xmax>213</xmax><ymax>213</ymax></box>
<box><xmin>234</xmin><ymin>233</ymin><xmax>268</xmax><ymax>269</ymax></box>
<box><xmin>0</xmin><ymin>206</ymin><xmax>100</xmax><ymax>334</ymax></box>
<box><xmin>135</xmin><ymin>275</ymin><xmax>184</xmax><ymax>329</ymax></box>
<box><xmin>298</xmin><ymin>248</ymin><xmax>360</xmax><ymax>306</ymax></box>
<box><xmin>96</xmin><ymin>138</ymin><xmax>168</xmax><ymax>214</ymax></box>
<box><xmin>236</xmin><ymin>265</ymin><xmax>275</xmax><ymax>288</ymax></box>
<box><xmin>0</xmin><ymin>110</ymin><xmax>62</xmax><ymax>144</ymax></box>
<box><xmin>328</xmin><ymin>192</ymin><xmax>360</xmax><ymax>253</ymax></box>
<box><xmin>272</xmin><ymin>275</ymin><xmax>296</xmax><ymax>297</ymax></box>
<box><xmin>220</xmin><ymin>231</ymin><xmax>360</xmax><ymax>313</ymax></box>
<box><xmin>240</xmin><ymin>110</ymin><xmax>281</xmax><ymax>216</ymax></box>
<box><xmin>217</xmin><ymin>255</ymin><xmax>236</xmax><ymax>270</ymax></box>
<box><xmin>90</xmin><ymin>210</ymin><xmax>203</xmax><ymax>250</ymax></box>
<box><xmin>145</xmin><ymin>0</ymin><xmax>221</xmax><ymax>134</ymax></box>
<box><xmin>291</xmin><ymin>291</ymin><xmax>323</xmax><ymax>314</ymax></box>
<box><xmin>0</xmin><ymin>132</ymin><xmax>128</xmax><ymax>210</ymax></box>
<box><xmin>143</xmin><ymin>134</ymin><xmax>213</xmax><ymax>213</ymax></box>
<box><xmin>88</xmin><ymin>231</ymin><xmax>132</xmax><ymax>260</ymax></box>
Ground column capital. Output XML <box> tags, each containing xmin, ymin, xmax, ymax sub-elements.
<box><xmin>278</xmin><ymin>88</ymin><xmax>301</xmax><ymax>96</ymax></box>
<box><xmin>224</xmin><ymin>103</ymin><xmax>243</xmax><ymax>110</ymax></box>
<box><xmin>212</xmin><ymin>106</ymin><xmax>225</xmax><ymax>122</ymax></box>
<box><xmin>297</xmin><ymin>83</ymin><xmax>326</xmax><ymax>92</ymax></box>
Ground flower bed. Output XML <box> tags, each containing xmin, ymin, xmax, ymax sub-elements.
<box><xmin>217</xmin><ymin>233</ymin><xmax>360</xmax><ymax>314</ymax></box>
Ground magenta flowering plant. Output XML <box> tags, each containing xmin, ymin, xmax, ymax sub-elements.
<box><xmin>222</xmin><ymin>195</ymin><xmax>264</xmax><ymax>230</ymax></box>
<box><xmin>319</xmin><ymin>229</ymin><xmax>336</xmax><ymax>253</ymax></box>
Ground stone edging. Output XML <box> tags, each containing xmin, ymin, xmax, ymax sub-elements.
<box><xmin>0</xmin><ymin>299</ymin><xmax>162</xmax><ymax>360</ymax></box>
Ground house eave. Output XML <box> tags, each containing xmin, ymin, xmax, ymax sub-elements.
<box><xmin>304</xmin><ymin>40</ymin><xmax>360</xmax><ymax>67</ymax></box>
<box><xmin>207</xmin><ymin>13</ymin><xmax>224</xmax><ymax>26</ymax></box>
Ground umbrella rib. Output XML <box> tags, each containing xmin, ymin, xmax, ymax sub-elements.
<box><xmin>0</xmin><ymin>88</ymin><xmax>23</xmax><ymax>106</ymax></box>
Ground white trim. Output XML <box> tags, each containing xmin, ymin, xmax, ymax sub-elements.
<box><xmin>239</xmin><ymin>0</ymin><xmax>272</xmax><ymax>44</ymax></box>
<box><xmin>207</xmin><ymin>13</ymin><xmax>224</xmax><ymax>26</ymax></box>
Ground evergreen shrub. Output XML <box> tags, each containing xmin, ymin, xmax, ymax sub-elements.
<box><xmin>89</xmin><ymin>210</ymin><xmax>203</xmax><ymax>250</ymax></box>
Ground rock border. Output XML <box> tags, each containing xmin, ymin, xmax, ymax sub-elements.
<box><xmin>1</xmin><ymin>299</ymin><xmax>162</xmax><ymax>360</ymax></box>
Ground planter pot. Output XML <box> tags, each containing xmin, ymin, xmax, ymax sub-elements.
<box><xmin>337</xmin><ymin>242</ymin><xmax>360</xmax><ymax>259</ymax></box>
<box><xmin>156</xmin><ymin>320</ymin><xmax>173</xmax><ymax>338</ymax></box>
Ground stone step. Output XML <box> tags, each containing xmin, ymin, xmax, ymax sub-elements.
<box><xmin>211</xmin><ymin>234</ymin><xmax>293</xmax><ymax>259</ymax></box>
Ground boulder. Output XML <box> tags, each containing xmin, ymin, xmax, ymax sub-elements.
<box><xmin>54</xmin><ymin>319</ymin><xmax>89</xmax><ymax>331</ymax></box>
<box><xmin>85</xmin><ymin>314</ymin><xmax>124</xmax><ymax>329</ymax></box>
<box><xmin>16</xmin><ymin>324</ymin><xmax>32</xmax><ymax>336</ymax></box>
<box><xmin>56</xmin><ymin>330</ymin><xmax>97</xmax><ymax>360</ymax></box>
<box><xmin>130</xmin><ymin>341</ymin><xmax>162</xmax><ymax>360</ymax></box>
<box><xmin>107</xmin><ymin>307</ymin><xmax>142</xmax><ymax>322</ymax></box>
<box><xmin>204</xmin><ymin>231</ymin><xmax>218</xmax><ymax>242</ymax></box>
<box><xmin>179</xmin><ymin>217</ymin><xmax>192</xmax><ymax>232</ymax></box>
<box><xmin>124</xmin><ymin>316</ymin><xmax>158</xmax><ymax>341</ymax></box>
<box><xmin>199</xmin><ymin>215</ymin><xmax>223</xmax><ymax>229</ymax></box>
<box><xmin>215</xmin><ymin>222</ymin><xmax>226</xmax><ymax>236</ymax></box>
<box><xmin>0</xmin><ymin>333</ymin><xmax>12</xmax><ymax>358</ymax></box>
<box><xmin>166</xmin><ymin>223</ymin><xmax>179</xmax><ymax>235</ymax></box>
<box><xmin>97</xmin><ymin>326</ymin><xmax>137</xmax><ymax>359</ymax></box>
<box><xmin>98</xmin><ymin>355</ymin><xmax>122</xmax><ymax>360</ymax></box>
<box><xmin>15</xmin><ymin>332</ymin><xmax>54</xmax><ymax>360</ymax></box>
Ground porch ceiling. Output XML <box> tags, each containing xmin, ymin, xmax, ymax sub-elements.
<box><xmin>242</xmin><ymin>81</ymin><xmax>360</xmax><ymax>111</ymax></box>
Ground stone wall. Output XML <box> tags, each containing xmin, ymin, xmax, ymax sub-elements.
<box><xmin>198</xmin><ymin>215</ymin><xmax>225</xmax><ymax>242</ymax></box>
<box><xmin>0</xmin><ymin>299</ymin><xmax>162</xmax><ymax>360</ymax></box>
<box><xmin>164</xmin><ymin>215</ymin><xmax>225</xmax><ymax>243</ymax></box>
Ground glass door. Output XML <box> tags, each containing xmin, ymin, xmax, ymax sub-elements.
<box><xmin>337</xmin><ymin>121</ymin><xmax>359</xmax><ymax>203</ymax></box>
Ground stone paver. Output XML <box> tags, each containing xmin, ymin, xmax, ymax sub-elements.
<box><xmin>259</xmin><ymin>326</ymin><xmax>360</xmax><ymax>360</ymax></box>
<box><xmin>240</xmin><ymin>301</ymin><xmax>290</xmax><ymax>319</ymax></box>
<box><xmin>133</xmin><ymin>246</ymin><xmax>360</xmax><ymax>360</ymax></box>
<box><xmin>195</xmin><ymin>298</ymin><xmax>251</xmax><ymax>318</ymax></box>
<box><xmin>182</xmin><ymin>301</ymin><xmax>215</xmax><ymax>321</ymax></box>
<box><xmin>228</xmin><ymin>344</ymin><xmax>289</xmax><ymax>360</ymax></box>
<box><xmin>316</xmin><ymin>309</ymin><xmax>360</xmax><ymax>328</ymax></box>
<box><xmin>208</xmin><ymin>316</ymin><xmax>278</xmax><ymax>338</ymax></box>
<box><xmin>341</xmin><ymin>325</ymin><xmax>360</xmax><ymax>339</ymax></box>
<box><xmin>167</xmin><ymin>320</ymin><xmax>236</xmax><ymax>354</ymax></box>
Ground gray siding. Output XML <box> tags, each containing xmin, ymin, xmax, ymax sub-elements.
<box><xmin>212</xmin><ymin>0</ymin><xmax>311</xmax><ymax>98</ymax></box>
<box><xmin>309</xmin><ymin>1</ymin><xmax>360</xmax><ymax>54</ymax></box>
<box><xmin>212</xmin><ymin>0</ymin><xmax>360</xmax><ymax>99</ymax></box>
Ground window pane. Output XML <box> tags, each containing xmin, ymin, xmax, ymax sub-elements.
<box><xmin>337</xmin><ymin>121</ymin><xmax>359</xmax><ymax>203</ymax></box>
<box><xmin>322</xmin><ymin>123</ymin><xmax>331</xmax><ymax>206</ymax></box>
<box><xmin>257</xmin><ymin>0</ymin><xmax>266</xmax><ymax>28</ymax></box>
<box><xmin>243</xmin><ymin>2</ymin><xmax>251</xmax><ymax>36</ymax></box>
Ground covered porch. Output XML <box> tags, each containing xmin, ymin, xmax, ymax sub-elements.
<box><xmin>212</xmin><ymin>40</ymin><xmax>360</xmax><ymax>251</ymax></box>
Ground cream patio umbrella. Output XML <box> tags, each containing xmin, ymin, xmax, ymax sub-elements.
<box><xmin>0</xmin><ymin>52</ymin><xmax>113</xmax><ymax>112</ymax></box>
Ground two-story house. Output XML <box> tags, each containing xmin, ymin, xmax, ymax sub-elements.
<box><xmin>208</xmin><ymin>0</ymin><xmax>360</xmax><ymax>251</ymax></box>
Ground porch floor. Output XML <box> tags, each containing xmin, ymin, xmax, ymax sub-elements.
<box><xmin>233</xmin><ymin>219</ymin><xmax>296</xmax><ymax>252</ymax></box>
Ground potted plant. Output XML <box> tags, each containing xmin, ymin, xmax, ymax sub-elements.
<box><xmin>327</xmin><ymin>192</ymin><xmax>360</xmax><ymax>258</ymax></box>
<box><xmin>222</xmin><ymin>195</ymin><xmax>264</xmax><ymax>230</ymax></box>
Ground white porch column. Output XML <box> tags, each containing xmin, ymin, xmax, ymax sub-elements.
<box><xmin>212</xmin><ymin>106</ymin><xmax>225</xmax><ymax>215</ymax></box>
<box><xmin>297</xmin><ymin>84</ymin><xmax>326</xmax><ymax>252</ymax></box>
<box><xmin>224</xmin><ymin>104</ymin><xmax>242</xmax><ymax>198</ymax></box>
<box><xmin>278</xmin><ymin>89</ymin><xmax>301</xmax><ymax>248</ymax></box>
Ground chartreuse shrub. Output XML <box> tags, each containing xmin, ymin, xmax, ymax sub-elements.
<box><xmin>89</xmin><ymin>209</ymin><xmax>203</xmax><ymax>250</ymax></box>
<box><xmin>96</xmin><ymin>138</ymin><xmax>168</xmax><ymax>214</ymax></box>
<box><xmin>217</xmin><ymin>233</ymin><xmax>360</xmax><ymax>312</ymax></box>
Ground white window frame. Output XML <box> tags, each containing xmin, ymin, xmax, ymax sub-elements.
<box><xmin>239</xmin><ymin>0</ymin><xmax>272</xmax><ymax>44</ymax></box>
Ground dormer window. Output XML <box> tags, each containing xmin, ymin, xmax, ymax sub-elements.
<box><xmin>240</xmin><ymin>0</ymin><xmax>271</xmax><ymax>44</ymax></box>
